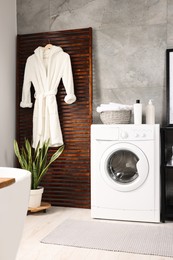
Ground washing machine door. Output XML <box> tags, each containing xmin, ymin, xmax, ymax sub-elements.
<box><xmin>100</xmin><ymin>142</ymin><xmax>149</xmax><ymax>192</ymax></box>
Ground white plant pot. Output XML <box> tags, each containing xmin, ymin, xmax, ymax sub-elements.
<box><xmin>28</xmin><ymin>187</ymin><xmax>44</xmax><ymax>208</ymax></box>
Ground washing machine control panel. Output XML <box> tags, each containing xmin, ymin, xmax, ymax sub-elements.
<box><xmin>119</xmin><ymin>126</ymin><xmax>154</xmax><ymax>140</ymax></box>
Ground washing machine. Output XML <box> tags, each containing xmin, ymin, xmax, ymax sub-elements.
<box><xmin>91</xmin><ymin>124</ymin><xmax>160</xmax><ymax>223</ymax></box>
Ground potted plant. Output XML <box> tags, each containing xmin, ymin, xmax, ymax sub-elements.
<box><xmin>14</xmin><ymin>138</ymin><xmax>64</xmax><ymax>208</ymax></box>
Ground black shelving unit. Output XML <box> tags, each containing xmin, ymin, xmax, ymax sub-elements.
<box><xmin>161</xmin><ymin>127</ymin><xmax>173</xmax><ymax>222</ymax></box>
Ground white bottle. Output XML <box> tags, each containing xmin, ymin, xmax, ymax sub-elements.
<box><xmin>133</xmin><ymin>100</ymin><xmax>142</xmax><ymax>124</ymax></box>
<box><xmin>146</xmin><ymin>99</ymin><xmax>155</xmax><ymax>124</ymax></box>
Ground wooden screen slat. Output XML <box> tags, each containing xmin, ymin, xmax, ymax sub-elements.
<box><xmin>16</xmin><ymin>27</ymin><xmax>92</xmax><ymax>209</ymax></box>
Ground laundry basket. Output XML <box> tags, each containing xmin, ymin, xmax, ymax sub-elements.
<box><xmin>100</xmin><ymin>110</ymin><xmax>131</xmax><ymax>124</ymax></box>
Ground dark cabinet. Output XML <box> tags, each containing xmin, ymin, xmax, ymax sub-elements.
<box><xmin>161</xmin><ymin>127</ymin><xmax>173</xmax><ymax>221</ymax></box>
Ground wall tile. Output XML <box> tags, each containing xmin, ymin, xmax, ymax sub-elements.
<box><xmin>50</xmin><ymin>0</ymin><xmax>107</xmax><ymax>31</ymax></box>
<box><xmin>102</xmin><ymin>0</ymin><xmax>167</xmax><ymax>26</ymax></box>
<box><xmin>17</xmin><ymin>0</ymin><xmax>50</xmax><ymax>34</ymax></box>
<box><xmin>93</xmin><ymin>24</ymin><xmax>166</xmax><ymax>113</ymax></box>
<box><xmin>167</xmin><ymin>0</ymin><xmax>173</xmax><ymax>46</ymax></box>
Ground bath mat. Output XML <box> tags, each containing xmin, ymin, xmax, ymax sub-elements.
<box><xmin>41</xmin><ymin>219</ymin><xmax>173</xmax><ymax>257</ymax></box>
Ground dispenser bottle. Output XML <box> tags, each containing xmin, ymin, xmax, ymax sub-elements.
<box><xmin>133</xmin><ymin>100</ymin><xmax>142</xmax><ymax>124</ymax></box>
<box><xmin>146</xmin><ymin>99</ymin><xmax>155</xmax><ymax>124</ymax></box>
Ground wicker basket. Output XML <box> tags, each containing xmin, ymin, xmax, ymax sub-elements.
<box><xmin>100</xmin><ymin>110</ymin><xmax>131</xmax><ymax>124</ymax></box>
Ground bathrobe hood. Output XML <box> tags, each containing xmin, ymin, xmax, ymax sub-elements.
<box><xmin>34</xmin><ymin>46</ymin><xmax>63</xmax><ymax>60</ymax></box>
<box><xmin>20</xmin><ymin>45</ymin><xmax>76</xmax><ymax>148</ymax></box>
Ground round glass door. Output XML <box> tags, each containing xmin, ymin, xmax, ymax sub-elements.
<box><xmin>107</xmin><ymin>150</ymin><xmax>139</xmax><ymax>184</ymax></box>
<box><xmin>100</xmin><ymin>143</ymin><xmax>149</xmax><ymax>192</ymax></box>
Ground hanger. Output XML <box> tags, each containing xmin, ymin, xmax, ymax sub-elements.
<box><xmin>44</xmin><ymin>40</ymin><xmax>53</xmax><ymax>50</ymax></box>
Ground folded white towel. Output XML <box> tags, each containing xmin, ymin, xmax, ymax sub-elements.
<box><xmin>96</xmin><ymin>103</ymin><xmax>132</xmax><ymax>113</ymax></box>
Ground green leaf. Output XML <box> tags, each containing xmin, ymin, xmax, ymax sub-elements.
<box><xmin>14</xmin><ymin>140</ymin><xmax>25</xmax><ymax>168</ymax></box>
<box><xmin>37</xmin><ymin>145</ymin><xmax>64</xmax><ymax>185</ymax></box>
<box><xmin>14</xmin><ymin>139</ymin><xmax>64</xmax><ymax>189</ymax></box>
<box><xmin>25</xmin><ymin>139</ymin><xmax>32</xmax><ymax>164</ymax></box>
<box><xmin>32</xmin><ymin>162</ymin><xmax>38</xmax><ymax>189</ymax></box>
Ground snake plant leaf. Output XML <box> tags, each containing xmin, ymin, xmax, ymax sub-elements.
<box><xmin>49</xmin><ymin>145</ymin><xmax>64</xmax><ymax>166</ymax></box>
<box><xmin>37</xmin><ymin>145</ymin><xmax>64</xmax><ymax>185</ymax></box>
<box><xmin>20</xmin><ymin>154</ymin><xmax>29</xmax><ymax>170</ymax></box>
<box><xmin>32</xmin><ymin>162</ymin><xmax>38</xmax><ymax>190</ymax></box>
<box><xmin>14</xmin><ymin>139</ymin><xmax>64</xmax><ymax>189</ymax></box>
<box><xmin>25</xmin><ymin>139</ymin><xmax>32</xmax><ymax>164</ymax></box>
<box><xmin>34</xmin><ymin>140</ymin><xmax>41</xmax><ymax>161</ymax></box>
<box><xmin>14</xmin><ymin>140</ymin><xmax>25</xmax><ymax>169</ymax></box>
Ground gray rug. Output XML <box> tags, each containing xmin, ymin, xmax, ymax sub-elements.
<box><xmin>41</xmin><ymin>219</ymin><xmax>173</xmax><ymax>257</ymax></box>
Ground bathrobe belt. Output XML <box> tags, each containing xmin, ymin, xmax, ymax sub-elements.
<box><xmin>34</xmin><ymin>90</ymin><xmax>57</xmax><ymax>136</ymax></box>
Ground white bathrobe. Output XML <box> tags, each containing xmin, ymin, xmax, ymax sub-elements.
<box><xmin>20</xmin><ymin>46</ymin><xmax>76</xmax><ymax>148</ymax></box>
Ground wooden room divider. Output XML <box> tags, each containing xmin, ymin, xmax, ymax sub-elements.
<box><xmin>16</xmin><ymin>27</ymin><xmax>92</xmax><ymax>208</ymax></box>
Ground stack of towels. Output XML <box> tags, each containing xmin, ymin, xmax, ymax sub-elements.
<box><xmin>96</xmin><ymin>102</ymin><xmax>133</xmax><ymax>113</ymax></box>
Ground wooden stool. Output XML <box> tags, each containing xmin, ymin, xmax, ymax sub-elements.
<box><xmin>28</xmin><ymin>202</ymin><xmax>51</xmax><ymax>214</ymax></box>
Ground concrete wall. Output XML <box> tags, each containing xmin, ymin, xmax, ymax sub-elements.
<box><xmin>0</xmin><ymin>1</ymin><xmax>17</xmax><ymax>166</ymax></box>
<box><xmin>17</xmin><ymin>0</ymin><xmax>173</xmax><ymax>125</ymax></box>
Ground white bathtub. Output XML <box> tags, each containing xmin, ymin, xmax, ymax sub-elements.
<box><xmin>0</xmin><ymin>167</ymin><xmax>31</xmax><ymax>260</ymax></box>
